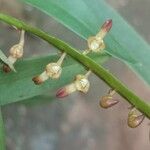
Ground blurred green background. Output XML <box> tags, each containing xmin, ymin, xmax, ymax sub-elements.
<box><xmin>0</xmin><ymin>0</ymin><xmax>150</xmax><ymax>149</ymax></box>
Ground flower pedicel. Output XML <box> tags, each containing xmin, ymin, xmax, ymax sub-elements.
<box><xmin>83</xmin><ymin>19</ymin><xmax>112</xmax><ymax>55</ymax></box>
<box><xmin>3</xmin><ymin>30</ymin><xmax>25</xmax><ymax>72</ymax></box>
<box><xmin>56</xmin><ymin>70</ymin><xmax>91</xmax><ymax>98</ymax></box>
<box><xmin>32</xmin><ymin>52</ymin><xmax>66</xmax><ymax>85</ymax></box>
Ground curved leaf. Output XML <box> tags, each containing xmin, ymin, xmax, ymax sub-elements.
<box><xmin>22</xmin><ymin>0</ymin><xmax>150</xmax><ymax>86</ymax></box>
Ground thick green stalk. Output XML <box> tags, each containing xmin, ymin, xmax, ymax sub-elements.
<box><xmin>0</xmin><ymin>108</ymin><xmax>5</xmax><ymax>150</ymax></box>
<box><xmin>0</xmin><ymin>13</ymin><xmax>150</xmax><ymax>118</ymax></box>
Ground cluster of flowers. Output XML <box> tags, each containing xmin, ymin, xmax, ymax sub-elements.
<box><xmin>3</xmin><ymin>20</ymin><xmax>145</xmax><ymax>129</ymax></box>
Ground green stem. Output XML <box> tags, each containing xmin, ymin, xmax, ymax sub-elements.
<box><xmin>0</xmin><ymin>108</ymin><xmax>6</xmax><ymax>150</ymax></box>
<box><xmin>0</xmin><ymin>13</ymin><xmax>150</xmax><ymax>118</ymax></box>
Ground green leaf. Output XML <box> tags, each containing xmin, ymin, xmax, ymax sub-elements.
<box><xmin>19</xmin><ymin>95</ymin><xmax>54</xmax><ymax>106</ymax></box>
<box><xmin>0</xmin><ymin>49</ymin><xmax>15</xmax><ymax>72</ymax></box>
<box><xmin>0</xmin><ymin>108</ymin><xmax>5</xmax><ymax>150</ymax></box>
<box><xmin>0</xmin><ymin>53</ymin><xmax>109</xmax><ymax>106</ymax></box>
<box><xmin>22</xmin><ymin>0</ymin><xmax>150</xmax><ymax>86</ymax></box>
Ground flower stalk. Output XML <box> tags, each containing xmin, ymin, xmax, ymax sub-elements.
<box><xmin>0</xmin><ymin>13</ymin><xmax>150</xmax><ymax>119</ymax></box>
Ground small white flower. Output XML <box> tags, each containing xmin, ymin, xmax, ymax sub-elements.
<box><xmin>33</xmin><ymin>52</ymin><xmax>66</xmax><ymax>85</ymax></box>
<box><xmin>56</xmin><ymin>71</ymin><xmax>91</xmax><ymax>98</ymax></box>
<box><xmin>83</xmin><ymin>19</ymin><xmax>112</xmax><ymax>55</ymax></box>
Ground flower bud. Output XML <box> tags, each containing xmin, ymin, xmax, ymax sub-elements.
<box><xmin>74</xmin><ymin>74</ymin><xmax>90</xmax><ymax>93</ymax></box>
<box><xmin>85</xmin><ymin>19</ymin><xmax>112</xmax><ymax>54</ymax></box>
<box><xmin>46</xmin><ymin>63</ymin><xmax>62</xmax><ymax>79</ymax></box>
<box><xmin>3</xmin><ymin>30</ymin><xmax>25</xmax><ymax>73</ymax></box>
<box><xmin>87</xmin><ymin>36</ymin><xmax>105</xmax><ymax>52</ymax></box>
<box><xmin>127</xmin><ymin>108</ymin><xmax>145</xmax><ymax>128</ymax></box>
<box><xmin>99</xmin><ymin>95</ymin><xmax>119</xmax><ymax>109</ymax></box>
<box><xmin>32</xmin><ymin>53</ymin><xmax>66</xmax><ymax>85</ymax></box>
<box><xmin>56</xmin><ymin>83</ymin><xmax>76</xmax><ymax>98</ymax></box>
<box><xmin>9</xmin><ymin>43</ymin><xmax>24</xmax><ymax>59</ymax></box>
<box><xmin>96</xmin><ymin>19</ymin><xmax>112</xmax><ymax>39</ymax></box>
<box><xmin>56</xmin><ymin>71</ymin><xmax>91</xmax><ymax>98</ymax></box>
<box><xmin>32</xmin><ymin>71</ymin><xmax>48</xmax><ymax>85</ymax></box>
<box><xmin>99</xmin><ymin>89</ymin><xmax>119</xmax><ymax>109</ymax></box>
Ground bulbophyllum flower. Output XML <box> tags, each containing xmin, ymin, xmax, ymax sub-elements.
<box><xmin>3</xmin><ymin>30</ymin><xmax>25</xmax><ymax>72</ymax></box>
<box><xmin>56</xmin><ymin>71</ymin><xmax>91</xmax><ymax>98</ymax></box>
<box><xmin>127</xmin><ymin>108</ymin><xmax>145</xmax><ymax>128</ymax></box>
<box><xmin>83</xmin><ymin>19</ymin><xmax>112</xmax><ymax>55</ymax></box>
<box><xmin>32</xmin><ymin>52</ymin><xmax>66</xmax><ymax>85</ymax></box>
<box><xmin>99</xmin><ymin>89</ymin><xmax>119</xmax><ymax>109</ymax></box>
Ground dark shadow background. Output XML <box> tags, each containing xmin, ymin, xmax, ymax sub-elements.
<box><xmin>0</xmin><ymin>0</ymin><xmax>150</xmax><ymax>149</ymax></box>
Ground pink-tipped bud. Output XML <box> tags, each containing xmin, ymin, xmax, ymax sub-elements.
<box><xmin>87</xmin><ymin>20</ymin><xmax>112</xmax><ymax>53</ymax></box>
<box><xmin>56</xmin><ymin>73</ymin><xmax>90</xmax><ymax>99</ymax></box>
<box><xmin>56</xmin><ymin>88</ymin><xmax>68</xmax><ymax>98</ymax></box>
<box><xmin>56</xmin><ymin>83</ymin><xmax>77</xmax><ymax>98</ymax></box>
<box><xmin>101</xmin><ymin>19</ymin><xmax>112</xmax><ymax>33</ymax></box>
<box><xmin>127</xmin><ymin>108</ymin><xmax>145</xmax><ymax>128</ymax></box>
<box><xmin>99</xmin><ymin>95</ymin><xmax>119</xmax><ymax>109</ymax></box>
<box><xmin>128</xmin><ymin>115</ymin><xmax>145</xmax><ymax>128</ymax></box>
<box><xmin>96</xmin><ymin>19</ymin><xmax>112</xmax><ymax>41</ymax></box>
<box><xmin>32</xmin><ymin>54</ymin><xmax>65</xmax><ymax>85</ymax></box>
